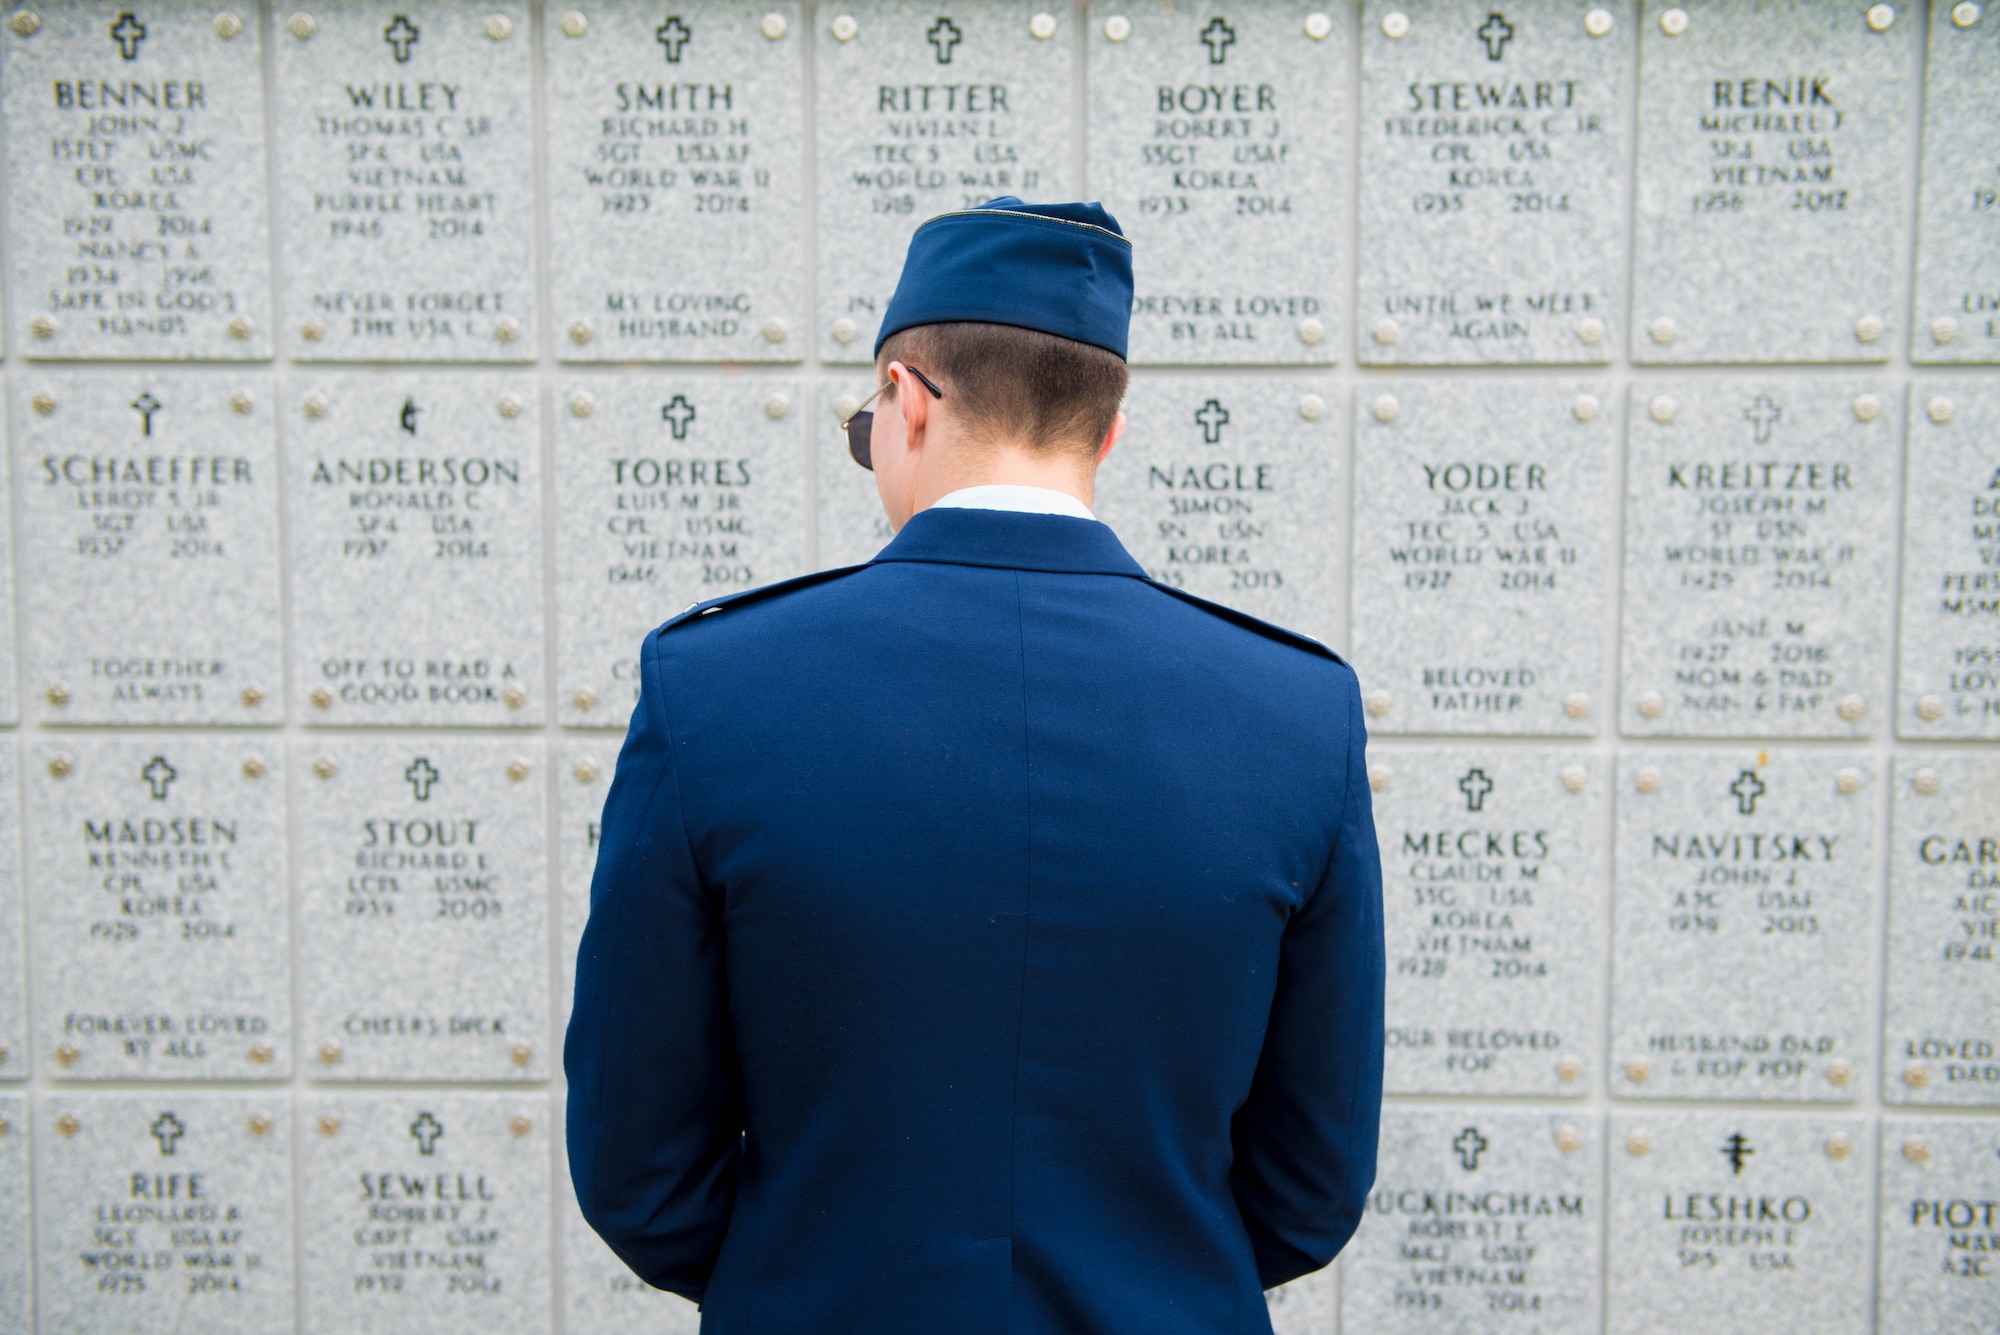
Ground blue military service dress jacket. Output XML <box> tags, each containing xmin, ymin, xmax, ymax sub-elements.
<box><xmin>566</xmin><ymin>503</ymin><xmax>1385</xmax><ymax>1334</ymax></box>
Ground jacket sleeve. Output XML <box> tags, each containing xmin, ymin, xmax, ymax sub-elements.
<box><xmin>565</xmin><ymin>630</ymin><xmax>742</xmax><ymax>1301</ymax></box>
<box><xmin>1229</xmin><ymin>664</ymin><xmax>1386</xmax><ymax>1289</ymax></box>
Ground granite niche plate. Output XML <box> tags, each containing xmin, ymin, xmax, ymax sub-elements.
<box><xmin>274</xmin><ymin>0</ymin><xmax>537</xmax><ymax>360</ymax></box>
<box><xmin>1897</xmin><ymin>380</ymin><xmax>2000</xmax><ymax>739</ymax></box>
<box><xmin>0</xmin><ymin>744</ymin><xmax>21</xmax><ymax>1083</ymax></box>
<box><xmin>299</xmin><ymin>1092</ymin><xmax>550</xmax><ymax>1335</ymax></box>
<box><xmin>1351</xmin><ymin>379</ymin><xmax>1613</xmax><ymax>734</ymax></box>
<box><xmin>1093</xmin><ymin>377</ymin><xmax>1341</xmax><ymax>643</ymax></box>
<box><xmin>1266</xmin><ymin>1265</ymin><xmax>1335</xmax><ymax>1334</ymax></box>
<box><xmin>1628</xmin><ymin>0</ymin><xmax>1913</xmax><ymax>363</ymax></box>
<box><xmin>1357</xmin><ymin>0</ymin><xmax>1627</xmax><ymax>365</ymax></box>
<box><xmin>1341</xmin><ymin>1107</ymin><xmax>1602</xmax><ymax>1333</ymax></box>
<box><xmin>558</xmin><ymin>742</ymin><xmax>618</xmax><ymax>1039</ymax></box>
<box><xmin>1877</xmin><ymin>1117</ymin><xmax>2000</xmax><ymax>1331</ymax></box>
<box><xmin>544</xmin><ymin>0</ymin><xmax>806</xmax><ymax>363</ymax></box>
<box><xmin>1089</xmin><ymin>0</ymin><xmax>1345</xmax><ymax>365</ymax></box>
<box><xmin>555</xmin><ymin>376</ymin><xmax>808</xmax><ymax>729</ymax></box>
<box><xmin>0</xmin><ymin>381</ymin><xmax>16</xmax><ymax>725</ymax></box>
<box><xmin>1619</xmin><ymin>378</ymin><xmax>1896</xmax><ymax>738</ymax></box>
<box><xmin>1883</xmin><ymin>753</ymin><xmax>2000</xmax><ymax>1107</ymax></box>
<box><xmin>296</xmin><ymin>738</ymin><xmax>548</xmax><ymax>1082</ymax></box>
<box><xmin>1605</xmin><ymin>1110</ymin><xmax>1870</xmax><ymax>1335</ymax></box>
<box><xmin>35</xmin><ymin>1091</ymin><xmax>295</xmax><ymax>1333</ymax></box>
<box><xmin>1373</xmin><ymin>746</ymin><xmax>1605</xmax><ymax>1097</ymax></box>
<box><xmin>1611</xmin><ymin>749</ymin><xmax>1875</xmax><ymax>1102</ymax></box>
<box><xmin>815</xmin><ymin>0</ymin><xmax>1072</xmax><ymax>362</ymax></box>
<box><xmin>30</xmin><ymin>738</ymin><xmax>289</xmax><ymax>1081</ymax></box>
<box><xmin>285</xmin><ymin>372</ymin><xmax>545</xmax><ymax>726</ymax></box>
<box><xmin>0</xmin><ymin>1093</ymin><xmax>21</xmax><ymax>1332</ymax></box>
<box><xmin>17</xmin><ymin>372</ymin><xmax>282</xmax><ymax>725</ymax></box>
<box><xmin>1910</xmin><ymin>4</ymin><xmax>2000</xmax><ymax>365</ymax></box>
<box><xmin>2</xmin><ymin>0</ymin><xmax>275</xmax><ymax>359</ymax></box>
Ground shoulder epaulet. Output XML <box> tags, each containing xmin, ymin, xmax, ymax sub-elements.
<box><xmin>1142</xmin><ymin>579</ymin><xmax>1348</xmax><ymax>665</ymax></box>
<box><xmin>651</xmin><ymin>563</ymin><xmax>873</xmax><ymax>639</ymax></box>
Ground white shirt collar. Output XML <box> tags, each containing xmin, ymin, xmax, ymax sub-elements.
<box><xmin>929</xmin><ymin>484</ymin><xmax>1095</xmax><ymax>521</ymax></box>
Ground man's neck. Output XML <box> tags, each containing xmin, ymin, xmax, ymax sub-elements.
<box><xmin>910</xmin><ymin>442</ymin><xmax>1096</xmax><ymax>516</ymax></box>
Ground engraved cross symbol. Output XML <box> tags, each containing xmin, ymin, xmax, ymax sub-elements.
<box><xmin>405</xmin><ymin>757</ymin><xmax>441</xmax><ymax>802</ymax></box>
<box><xmin>131</xmin><ymin>392</ymin><xmax>161</xmax><ymax>437</ymax></box>
<box><xmin>409</xmin><ymin>1111</ymin><xmax>444</xmax><ymax>1156</ymax></box>
<box><xmin>1199</xmin><ymin>17</ymin><xmax>1236</xmax><ymax>64</ymax></box>
<box><xmin>1744</xmin><ymin>394</ymin><xmax>1783</xmax><ymax>445</ymax></box>
<box><xmin>399</xmin><ymin>397</ymin><xmax>420</xmax><ymax>435</ymax></box>
<box><xmin>656</xmin><ymin>15</ymin><xmax>693</xmax><ymax>62</ymax></box>
<box><xmin>384</xmin><ymin>15</ymin><xmax>420</xmax><ymax>62</ymax></box>
<box><xmin>1458</xmin><ymin>767</ymin><xmax>1494</xmax><ymax>813</ymax></box>
<box><xmin>927</xmin><ymin>17</ymin><xmax>963</xmax><ymax>63</ymax></box>
<box><xmin>661</xmin><ymin>394</ymin><xmax>697</xmax><ymax>440</ymax></box>
<box><xmin>110</xmin><ymin>12</ymin><xmax>147</xmax><ymax>60</ymax></box>
<box><xmin>1729</xmin><ymin>769</ymin><xmax>1765</xmax><ymax>816</ymax></box>
<box><xmin>1194</xmin><ymin>399</ymin><xmax>1230</xmax><ymax>444</ymax></box>
<box><xmin>141</xmin><ymin>756</ymin><xmax>178</xmax><ymax>801</ymax></box>
<box><xmin>1453</xmin><ymin>1126</ymin><xmax>1488</xmax><ymax>1171</ymax></box>
<box><xmin>150</xmin><ymin>1112</ymin><xmax>185</xmax><ymax>1156</ymax></box>
<box><xmin>1720</xmin><ymin>1132</ymin><xmax>1755</xmax><ymax>1175</ymax></box>
<box><xmin>1476</xmin><ymin>12</ymin><xmax>1514</xmax><ymax>61</ymax></box>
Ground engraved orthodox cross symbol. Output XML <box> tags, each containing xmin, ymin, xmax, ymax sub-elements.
<box><xmin>657</xmin><ymin>15</ymin><xmax>693</xmax><ymax>62</ymax></box>
<box><xmin>1728</xmin><ymin>769</ymin><xmax>1765</xmax><ymax>816</ymax></box>
<box><xmin>927</xmin><ymin>18</ymin><xmax>963</xmax><ymax>63</ymax></box>
<box><xmin>1476</xmin><ymin>12</ymin><xmax>1514</xmax><ymax>61</ymax></box>
<box><xmin>131</xmin><ymin>392</ymin><xmax>161</xmax><ymax>437</ymax></box>
<box><xmin>141</xmin><ymin>756</ymin><xmax>178</xmax><ymax>800</ymax></box>
<box><xmin>384</xmin><ymin>15</ymin><xmax>420</xmax><ymax>62</ymax></box>
<box><xmin>1453</xmin><ymin>1126</ymin><xmax>1488</xmax><ymax>1170</ymax></box>
<box><xmin>150</xmin><ymin>1111</ymin><xmax>185</xmax><ymax>1156</ymax></box>
<box><xmin>409</xmin><ymin>1111</ymin><xmax>444</xmax><ymax>1156</ymax></box>
<box><xmin>1744</xmin><ymin>394</ymin><xmax>1782</xmax><ymax>445</ymax></box>
<box><xmin>1194</xmin><ymin>399</ymin><xmax>1230</xmax><ymax>444</ymax></box>
<box><xmin>110</xmin><ymin>12</ymin><xmax>147</xmax><ymax>60</ymax></box>
<box><xmin>405</xmin><ymin>757</ymin><xmax>441</xmax><ymax>802</ymax></box>
<box><xmin>1720</xmin><ymin>1131</ymin><xmax>1754</xmax><ymax>1175</ymax></box>
<box><xmin>1458</xmin><ymin>767</ymin><xmax>1494</xmax><ymax>813</ymax></box>
<box><xmin>1200</xmin><ymin>18</ymin><xmax>1236</xmax><ymax>64</ymax></box>
<box><xmin>399</xmin><ymin>397</ymin><xmax>421</xmax><ymax>435</ymax></box>
<box><xmin>661</xmin><ymin>394</ymin><xmax>697</xmax><ymax>439</ymax></box>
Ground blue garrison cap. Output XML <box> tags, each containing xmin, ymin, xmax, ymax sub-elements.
<box><xmin>875</xmin><ymin>197</ymin><xmax>1134</xmax><ymax>360</ymax></box>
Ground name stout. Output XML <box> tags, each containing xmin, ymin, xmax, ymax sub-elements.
<box><xmin>1352</xmin><ymin>380</ymin><xmax>1612</xmax><ymax>733</ymax></box>
<box><xmin>1089</xmin><ymin>2</ymin><xmax>1343</xmax><ymax>363</ymax></box>
<box><xmin>1359</xmin><ymin>0</ymin><xmax>1627</xmax><ymax>364</ymax></box>
<box><xmin>1607</xmin><ymin>1112</ymin><xmax>1870</xmax><ymax>1335</ymax></box>
<box><xmin>275</xmin><ymin>1</ymin><xmax>536</xmax><ymax>359</ymax></box>
<box><xmin>2</xmin><ymin>0</ymin><xmax>276</xmax><ymax>358</ymax></box>
<box><xmin>1375</xmin><ymin>749</ymin><xmax>1604</xmax><ymax>1097</ymax></box>
<box><xmin>31</xmin><ymin>740</ymin><xmax>289</xmax><ymax>1080</ymax></box>
<box><xmin>1341</xmin><ymin>1109</ymin><xmax>1601</xmax><ymax>1331</ymax></box>
<box><xmin>546</xmin><ymin>0</ymin><xmax>805</xmax><ymax>362</ymax></box>
<box><xmin>1092</xmin><ymin>378</ymin><xmax>1340</xmax><ymax>643</ymax></box>
<box><xmin>1630</xmin><ymin>0</ymin><xmax>1912</xmax><ymax>362</ymax></box>
<box><xmin>1884</xmin><ymin>754</ymin><xmax>2000</xmax><ymax>1105</ymax></box>
<box><xmin>297</xmin><ymin>740</ymin><xmax>548</xmax><ymax>1082</ymax></box>
<box><xmin>556</xmin><ymin>379</ymin><xmax>807</xmax><ymax>728</ymax></box>
<box><xmin>816</xmin><ymin>0</ymin><xmax>1071</xmax><ymax>360</ymax></box>
<box><xmin>1898</xmin><ymin>380</ymin><xmax>2000</xmax><ymax>737</ymax></box>
<box><xmin>20</xmin><ymin>374</ymin><xmax>283</xmax><ymax>725</ymax></box>
<box><xmin>36</xmin><ymin>1094</ymin><xmax>295</xmax><ymax>1332</ymax></box>
<box><xmin>286</xmin><ymin>374</ymin><xmax>544</xmax><ymax>725</ymax></box>
<box><xmin>1612</xmin><ymin>751</ymin><xmax>1874</xmax><ymax>1102</ymax></box>
<box><xmin>1620</xmin><ymin>381</ymin><xmax>1894</xmax><ymax>737</ymax></box>
<box><xmin>1911</xmin><ymin>4</ymin><xmax>2000</xmax><ymax>364</ymax></box>
<box><xmin>300</xmin><ymin>1094</ymin><xmax>549</xmax><ymax>1334</ymax></box>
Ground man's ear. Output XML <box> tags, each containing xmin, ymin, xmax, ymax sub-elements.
<box><xmin>892</xmin><ymin>361</ymin><xmax>932</xmax><ymax>446</ymax></box>
<box><xmin>1096</xmin><ymin>410</ymin><xmax>1126</xmax><ymax>465</ymax></box>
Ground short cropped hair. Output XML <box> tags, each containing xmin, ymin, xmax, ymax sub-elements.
<box><xmin>877</xmin><ymin>321</ymin><xmax>1128</xmax><ymax>456</ymax></box>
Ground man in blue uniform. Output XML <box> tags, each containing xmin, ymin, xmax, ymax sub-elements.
<box><xmin>567</xmin><ymin>198</ymin><xmax>1383</xmax><ymax>1334</ymax></box>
